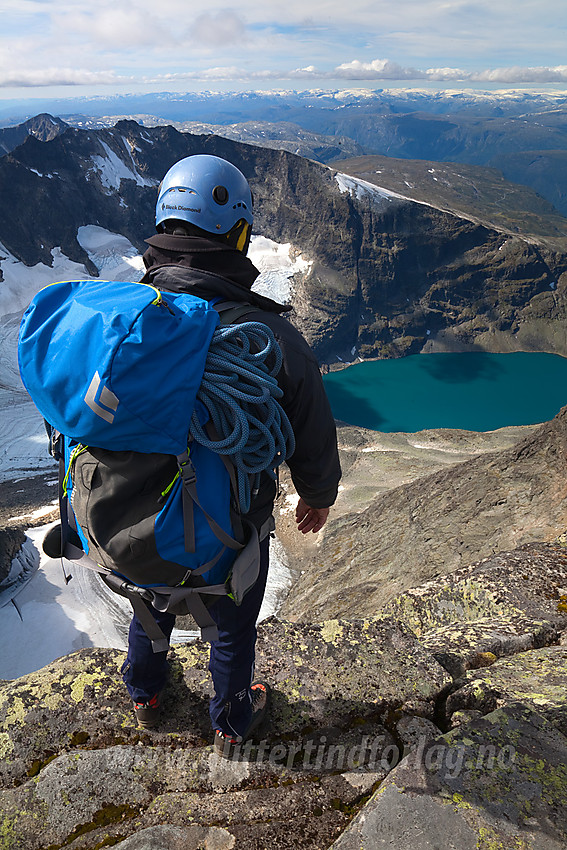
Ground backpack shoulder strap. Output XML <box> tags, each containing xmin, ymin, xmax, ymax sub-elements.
<box><xmin>212</xmin><ymin>299</ymin><xmax>258</xmax><ymax>325</ymax></box>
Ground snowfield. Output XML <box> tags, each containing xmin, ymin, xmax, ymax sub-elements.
<box><xmin>0</xmin><ymin>229</ymin><xmax>304</xmax><ymax>679</ymax></box>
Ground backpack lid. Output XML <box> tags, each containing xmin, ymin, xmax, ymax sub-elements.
<box><xmin>18</xmin><ymin>279</ymin><xmax>220</xmax><ymax>454</ymax></box>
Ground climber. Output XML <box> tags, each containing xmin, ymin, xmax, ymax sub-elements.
<box><xmin>123</xmin><ymin>154</ymin><xmax>341</xmax><ymax>753</ymax></box>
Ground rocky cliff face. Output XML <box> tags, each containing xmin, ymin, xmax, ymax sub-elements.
<box><xmin>327</xmin><ymin>153</ymin><xmax>567</xmax><ymax>248</ymax></box>
<box><xmin>1</xmin><ymin>541</ymin><xmax>565</xmax><ymax>849</ymax></box>
<box><xmin>1</xmin><ymin>118</ymin><xmax>566</xmax><ymax>363</ymax></box>
<box><xmin>281</xmin><ymin>405</ymin><xmax>567</xmax><ymax>623</ymax></box>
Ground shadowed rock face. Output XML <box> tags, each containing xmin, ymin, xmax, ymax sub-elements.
<box><xmin>0</xmin><ymin>528</ymin><xmax>26</xmax><ymax>584</ymax></box>
<box><xmin>0</xmin><ymin>542</ymin><xmax>565</xmax><ymax>849</ymax></box>
<box><xmin>0</xmin><ymin>114</ymin><xmax>68</xmax><ymax>156</ymax></box>
<box><xmin>1</xmin><ymin>119</ymin><xmax>566</xmax><ymax>362</ymax></box>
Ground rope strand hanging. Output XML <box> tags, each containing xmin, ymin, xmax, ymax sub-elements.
<box><xmin>189</xmin><ymin>322</ymin><xmax>295</xmax><ymax>513</ymax></box>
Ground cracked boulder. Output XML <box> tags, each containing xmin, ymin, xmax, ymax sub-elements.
<box><xmin>331</xmin><ymin>703</ymin><xmax>567</xmax><ymax>850</ymax></box>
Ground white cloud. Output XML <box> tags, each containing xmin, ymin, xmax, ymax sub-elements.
<box><xmin>190</xmin><ymin>10</ymin><xmax>247</xmax><ymax>47</ymax></box>
<box><xmin>0</xmin><ymin>0</ymin><xmax>566</xmax><ymax>94</ymax></box>
<box><xmin>470</xmin><ymin>66</ymin><xmax>567</xmax><ymax>83</ymax></box>
<box><xmin>51</xmin><ymin>4</ymin><xmax>171</xmax><ymax>49</ymax></box>
<box><xmin>155</xmin><ymin>67</ymin><xmax>283</xmax><ymax>83</ymax></box>
<box><xmin>150</xmin><ymin>59</ymin><xmax>567</xmax><ymax>87</ymax></box>
<box><xmin>0</xmin><ymin>68</ymin><xmax>133</xmax><ymax>88</ymax></box>
<box><xmin>334</xmin><ymin>59</ymin><xmax>426</xmax><ymax>80</ymax></box>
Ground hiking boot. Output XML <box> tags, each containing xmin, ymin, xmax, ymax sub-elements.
<box><xmin>214</xmin><ymin>681</ymin><xmax>270</xmax><ymax>758</ymax></box>
<box><xmin>133</xmin><ymin>692</ymin><xmax>161</xmax><ymax>729</ymax></box>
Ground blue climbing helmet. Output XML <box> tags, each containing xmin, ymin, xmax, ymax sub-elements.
<box><xmin>155</xmin><ymin>155</ymin><xmax>253</xmax><ymax>253</ymax></box>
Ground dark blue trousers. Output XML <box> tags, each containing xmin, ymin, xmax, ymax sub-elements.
<box><xmin>121</xmin><ymin>535</ymin><xmax>270</xmax><ymax>737</ymax></box>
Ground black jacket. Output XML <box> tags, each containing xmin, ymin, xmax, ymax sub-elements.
<box><xmin>142</xmin><ymin>234</ymin><xmax>342</xmax><ymax>528</ymax></box>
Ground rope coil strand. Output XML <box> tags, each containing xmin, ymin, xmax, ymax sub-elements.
<box><xmin>189</xmin><ymin>322</ymin><xmax>296</xmax><ymax>513</ymax></box>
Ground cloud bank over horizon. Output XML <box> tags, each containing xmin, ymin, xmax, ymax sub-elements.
<box><xmin>2</xmin><ymin>61</ymin><xmax>567</xmax><ymax>91</ymax></box>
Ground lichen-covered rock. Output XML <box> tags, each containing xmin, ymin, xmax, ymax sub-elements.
<box><xmin>3</xmin><ymin>615</ymin><xmax>444</xmax><ymax>791</ymax></box>
<box><xmin>0</xmin><ymin>741</ymin><xmax>384</xmax><ymax>850</ymax></box>
<box><xmin>445</xmin><ymin>645</ymin><xmax>567</xmax><ymax>736</ymax></box>
<box><xmin>142</xmin><ymin>773</ymin><xmax>380</xmax><ymax>850</ymax></box>
<box><xmin>253</xmin><ymin>616</ymin><xmax>451</xmax><ymax>723</ymax></box>
<box><xmin>421</xmin><ymin>617</ymin><xmax>560</xmax><ymax>678</ymax></box>
<box><xmin>382</xmin><ymin>543</ymin><xmax>567</xmax><ymax>679</ymax></box>
<box><xmin>330</xmin><ymin>704</ymin><xmax>567</xmax><ymax>850</ymax></box>
<box><xmin>1</xmin><ymin>545</ymin><xmax>564</xmax><ymax>849</ymax></box>
<box><xmin>0</xmin><ymin>614</ymin><xmax>451</xmax><ymax>849</ymax></box>
<box><xmin>0</xmin><ymin>647</ymin><xmax>136</xmax><ymax>788</ymax></box>
<box><xmin>395</xmin><ymin>715</ymin><xmax>442</xmax><ymax>756</ymax></box>
<box><xmin>2</xmin><ymin>744</ymin><xmax>363</xmax><ymax>850</ymax></box>
<box><xmin>387</xmin><ymin>543</ymin><xmax>567</xmax><ymax>637</ymax></box>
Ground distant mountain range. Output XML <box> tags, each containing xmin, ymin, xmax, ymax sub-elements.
<box><xmin>0</xmin><ymin>114</ymin><xmax>364</xmax><ymax>166</ymax></box>
<box><xmin>3</xmin><ymin>88</ymin><xmax>567</xmax><ymax>217</ymax></box>
<box><xmin>3</xmin><ymin>88</ymin><xmax>567</xmax><ymax>126</ymax></box>
<box><xmin>1</xmin><ymin>117</ymin><xmax>567</xmax><ymax>366</ymax></box>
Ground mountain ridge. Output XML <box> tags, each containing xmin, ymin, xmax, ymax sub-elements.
<box><xmin>280</xmin><ymin>405</ymin><xmax>567</xmax><ymax>622</ymax></box>
<box><xmin>0</xmin><ymin>113</ymin><xmax>67</xmax><ymax>156</ymax></box>
<box><xmin>3</xmin><ymin>88</ymin><xmax>567</xmax><ymax>213</ymax></box>
<box><xmin>327</xmin><ymin>153</ymin><xmax>567</xmax><ymax>249</ymax></box>
<box><xmin>1</xmin><ymin>118</ymin><xmax>566</xmax><ymax>365</ymax></box>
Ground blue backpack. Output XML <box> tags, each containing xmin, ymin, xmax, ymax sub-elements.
<box><xmin>18</xmin><ymin>277</ymin><xmax>294</xmax><ymax>648</ymax></box>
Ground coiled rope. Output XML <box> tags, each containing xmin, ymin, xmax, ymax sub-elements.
<box><xmin>189</xmin><ymin>321</ymin><xmax>295</xmax><ymax>513</ymax></box>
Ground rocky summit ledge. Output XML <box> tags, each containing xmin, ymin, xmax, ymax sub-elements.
<box><xmin>0</xmin><ymin>542</ymin><xmax>566</xmax><ymax>850</ymax></box>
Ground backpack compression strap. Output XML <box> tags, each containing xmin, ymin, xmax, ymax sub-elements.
<box><xmin>176</xmin><ymin>447</ymin><xmax>244</xmax><ymax>554</ymax></box>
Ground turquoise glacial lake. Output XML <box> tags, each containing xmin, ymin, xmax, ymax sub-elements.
<box><xmin>322</xmin><ymin>352</ymin><xmax>567</xmax><ymax>432</ymax></box>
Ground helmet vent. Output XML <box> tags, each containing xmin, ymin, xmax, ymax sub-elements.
<box><xmin>212</xmin><ymin>185</ymin><xmax>229</xmax><ymax>205</ymax></box>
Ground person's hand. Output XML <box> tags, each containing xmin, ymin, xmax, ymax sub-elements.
<box><xmin>295</xmin><ymin>498</ymin><xmax>330</xmax><ymax>534</ymax></box>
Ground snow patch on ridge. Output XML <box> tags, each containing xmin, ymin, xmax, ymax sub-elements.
<box><xmin>335</xmin><ymin>172</ymin><xmax>409</xmax><ymax>203</ymax></box>
<box><xmin>90</xmin><ymin>139</ymin><xmax>156</xmax><ymax>191</ymax></box>
<box><xmin>250</xmin><ymin>236</ymin><xmax>311</xmax><ymax>303</ymax></box>
<box><xmin>29</xmin><ymin>168</ymin><xmax>54</xmax><ymax>179</ymax></box>
<box><xmin>335</xmin><ymin>171</ymin><xmax>439</xmax><ymax>212</ymax></box>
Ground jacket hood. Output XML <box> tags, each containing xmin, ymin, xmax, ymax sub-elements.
<box><xmin>143</xmin><ymin>233</ymin><xmax>259</xmax><ymax>288</ymax></box>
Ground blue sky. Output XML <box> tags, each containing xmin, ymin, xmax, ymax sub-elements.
<box><xmin>0</xmin><ymin>0</ymin><xmax>566</xmax><ymax>97</ymax></box>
